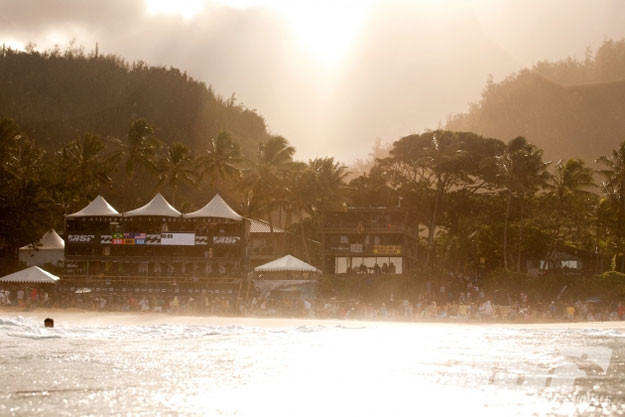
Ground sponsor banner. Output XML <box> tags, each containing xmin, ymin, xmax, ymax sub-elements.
<box><xmin>350</xmin><ymin>243</ymin><xmax>363</xmax><ymax>253</ymax></box>
<box><xmin>68</xmin><ymin>234</ymin><xmax>95</xmax><ymax>243</ymax></box>
<box><xmin>195</xmin><ymin>236</ymin><xmax>209</xmax><ymax>245</ymax></box>
<box><xmin>373</xmin><ymin>245</ymin><xmax>402</xmax><ymax>255</ymax></box>
<box><xmin>161</xmin><ymin>232</ymin><xmax>195</xmax><ymax>246</ymax></box>
<box><xmin>213</xmin><ymin>236</ymin><xmax>241</xmax><ymax>245</ymax></box>
<box><xmin>100</xmin><ymin>235</ymin><xmax>112</xmax><ymax>244</ymax></box>
<box><xmin>146</xmin><ymin>234</ymin><xmax>161</xmax><ymax>245</ymax></box>
<box><xmin>124</xmin><ymin>232</ymin><xmax>146</xmax><ymax>245</ymax></box>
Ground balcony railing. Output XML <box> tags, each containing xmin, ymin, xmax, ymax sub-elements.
<box><xmin>65</xmin><ymin>255</ymin><xmax>242</xmax><ymax>262</ymax></box>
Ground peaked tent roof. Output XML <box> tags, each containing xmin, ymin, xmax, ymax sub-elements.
<box><xmin>0</xmin><ymin>266</ymin><xmax>60</xmax><ymax>283</ymax></box>
<box><xmin>123</xmin><ymin>193</ymin><xmax>181</xmax><ymax>217</ymax></box>
<box><xmin>254</xmin><ymin>255</ymin><xmax>320</xmax><ymax>273</ymax></box>
<box><xmin>66</xmin><ymin>195</ymin><xmax>121</xmax><ymax>218</ymax></box>
<box><xmin>20</xmin><ymin>229</ymin><xmax>65</xmax><ymax>250</ymax></box>
<box><xmin>184</xmin><ymin>193</ymin><xmax>243</xmax><ymax>221</ymax></box>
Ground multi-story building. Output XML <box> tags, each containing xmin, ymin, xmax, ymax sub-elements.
<box><xmin>322</xmin><ymin>207</ymin><xmax>419</xmax><ymax>275</ymax></box>
<box><xmin>249</xmin><ymin>218</ymin><xmax>321</xmax><ymax>270</ymax></box>
<box><xmin>63</xmin><ymin>193</ymin><xmax>249</xmax><ymax>296</ymax></box>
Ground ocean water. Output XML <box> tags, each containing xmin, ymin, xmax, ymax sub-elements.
<box><xmin>1</xmin><ymin>316</ymin><xmax>625</xmax><ymax>416</ymax></box>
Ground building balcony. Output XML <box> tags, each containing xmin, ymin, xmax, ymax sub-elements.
<box><xmin>64</xmin><ymin>255</ymin><xmax>243</xmax><ymax>262</ymax></box>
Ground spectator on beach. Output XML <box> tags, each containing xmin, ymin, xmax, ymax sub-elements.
<box><xmin>566</xmin><ymin>305</ymin><xmax>576</xmax><ymax>321</ymax></box>
<box><xmin>482</xmin><ymin>300</ymin><xmax>494</xmax><ymax>318</ymax></box>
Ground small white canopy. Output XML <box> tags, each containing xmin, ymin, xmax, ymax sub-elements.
<box><xmin>184</xmin><ymin>193</ymin><xmax>243</xmax><ymax>221</ymax></box>
<box><xmin>254</xmin><ymin>255</ymin><xmax>320</xmax><ymax>273</ymax></box>
<box><xmin>124</xmin><ymin>193</ymin><xmax>181</xmax><ymax>217</ymax></box>
<box><xmin>0</xmin><ymin>266</ymin><xmax>60</xmax><ymax>283</ymax></box>
<box><xmin>67</xmin><ymin>195</ymin><xmax>121</xmax><ymax>218</ymax></box>
<box><xmin>20</xmin><ymin>229</ymin><xmax>65</xmax><ymax>250</ymax></box>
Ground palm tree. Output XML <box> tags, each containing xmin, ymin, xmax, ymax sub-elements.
<box><xmin>243</xmin><ymin>136</ymin><xmax>295</xmax><ymax>227</ymax></box>
<box><xmin>123</xmin><ymin>119</ymin><xmax>161</xmax><ymax>177</ymax></box>
<box><xmin>156</xmin><ymin>142</ymin><xmax>198</xmax><ymax>206</ymax></box>
<box><xmin>496</xmin><ymin>136</ymin><xmax>550</xmax><ymax>271</ymax></box>
<box><xmin>198</xmin><ymin>131</ymin><xmax>242</xmax><ymax>186</ymax></box>
<box><xmin>54</xmin><ymin>134</ymin><xmax>116</xmax><ymax>213</ymax></box>
<box><xmin>541</xmin><ymin>158</ymin><xmax>596</xmax><ymax>269</ymax></box>
<box><xmin>282</xmin><ymin>162</ymin><xmax>315</xmax><ymax>262</ymax></box>
<box><xmin>308</xmin><ymin>157</ymin><xmax>349</xmax><ymax>214</ymax></box>
<box><xmin>597</xmin><ymin>142</ymin><xmax>625</xmax><ymax>271</ymax></box>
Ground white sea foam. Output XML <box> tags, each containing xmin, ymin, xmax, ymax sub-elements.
<box><xmin>1</xmin><ymin>315</ymin><xmax>624</xmax><ymax>416</ymax></box>
<box><xmin>0</xmin><ymin>315</ymin><xmax>339</xmax><ymax>341</ymax></box>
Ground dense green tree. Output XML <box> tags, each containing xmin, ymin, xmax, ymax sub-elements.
<box><xmin>0</xmin><ymin>119</ymin><xmax>54</xmax><ymax>268</ymax></box>
<box><xmin>347</xmin><ymin>166</ymin><xmax>397</xmax><ymax>208</ymax></box>
<box><xmin>381</xmin><ymin>130</ymin><xmax>503</xmax><ymax>265</ymax></box>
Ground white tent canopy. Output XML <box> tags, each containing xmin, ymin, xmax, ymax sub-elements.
<box><xmin>20</xmin><ymin>229</ymin><xmax>65</xmax><ymax>250</ymax></box>
<box><xmin>184</xmin><ymin>193</ymin><xmax>243</xmax><ymax>221</ymax></box>
<box><xmin>124</xmin><ymin>193</ymin><xmax>181</xmax><ymax>217</ymax></box>
<box><xmin>254</xmin><ymin>255</ymin><xmax>320</xmax><ymax>273</ymax></box>
<box><xmin>0</xmin><ymin>266</ymin><xmax>60</xmax><ymax>283</ymax></box>
<box><xmin>67</xmin><ymin>195</ymin><xmax>121</xmax><ymax>218</ymax></box>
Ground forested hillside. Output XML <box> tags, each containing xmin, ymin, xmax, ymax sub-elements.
<box><xmin>447</xmin><ymin>39</ymin><xmax>625</xmax><ymax>163</ymax></box>
<box><xmin>0</xmin><ymin>45</ymin><xmax>269</xmax><ymax>155</ymax></box>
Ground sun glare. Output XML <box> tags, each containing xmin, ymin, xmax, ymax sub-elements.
<box><xmin>215</xmin><ymin>0</ymin><xmax>378</xmax><ymax>68</ymax></box>
<box><xmin>146</xmin><ymin>0</ymin><xmax>205</xmax><ymax>20</ymax></box>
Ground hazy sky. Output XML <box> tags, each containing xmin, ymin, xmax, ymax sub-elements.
<box><xmin>1</xmin><ymin>0</ymin><xmax>625</xmax><ymax>163</ymax></box>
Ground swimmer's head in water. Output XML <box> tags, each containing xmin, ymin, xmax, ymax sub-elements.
<box><xmin>44</xmin><ymin>318</ymin><xmax>54</xmax><ymax>328</ymax></box>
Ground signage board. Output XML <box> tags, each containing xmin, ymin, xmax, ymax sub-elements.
<box><xmin>161</xmin><ymin>232</ymin><xmax>195</xmax><ymax>246</ymax></box>
<box><xmin>68</xmin><ymin>234</ymin><xmax>95</xmax><ymax>243</ymax></box>
<box><xmin>373</xmin><ymin>245</ymin><xmax>402</xmax><ymax>255</ymax></box>
<box><xmin>350</xmin><ymin>243</ymin><xmax>363</xmax><ymax>253</ymax></box>
<box><xmin>146</xmin><ymin>234</ymin><xmax>161</xmax><ymax>245</ymax></box>
<box><xmin>212</xmin><ymin>236</ymin><xmax>241</xmax><ymax>245</ymax></box>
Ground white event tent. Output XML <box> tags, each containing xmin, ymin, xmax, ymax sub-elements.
<box><xmin>66</xmin><ymin>195</ymin><xmax>121</xmax><ymax>217</ymax></box>
<box><xmin>123</xmin><ymin>193</ymin><xmax>181</xmax><ymax>217</ymax></box>
<box><xmin>0</xmin><ymin>266</ymin><xmax>60</xmax><ymax>284</ymax></box>
<box><xmin>183</xmin><ymin>193</ymin><xmax>243</xmax><ymax>220</ymax></box>
<box><xmin>254</xmin><ymin>255</ymin><xmax>320</xmax><ymax>273</ymax></box>
<box><xmin>19</xmin><ymin>229</ymin><xmax>65</xmax><ymax>267</ymax></box>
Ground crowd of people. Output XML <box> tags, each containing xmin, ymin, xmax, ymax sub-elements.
<box><xmin>2</xmin><ymin>282</ymin><xmax>625</xmax><ymax>323</ymax></box>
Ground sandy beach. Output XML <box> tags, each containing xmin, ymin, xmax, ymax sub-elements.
<box><xmin>3</xmin><ymin>307</ymin><xmax>625</xmax><ymax>329</ymax></box>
